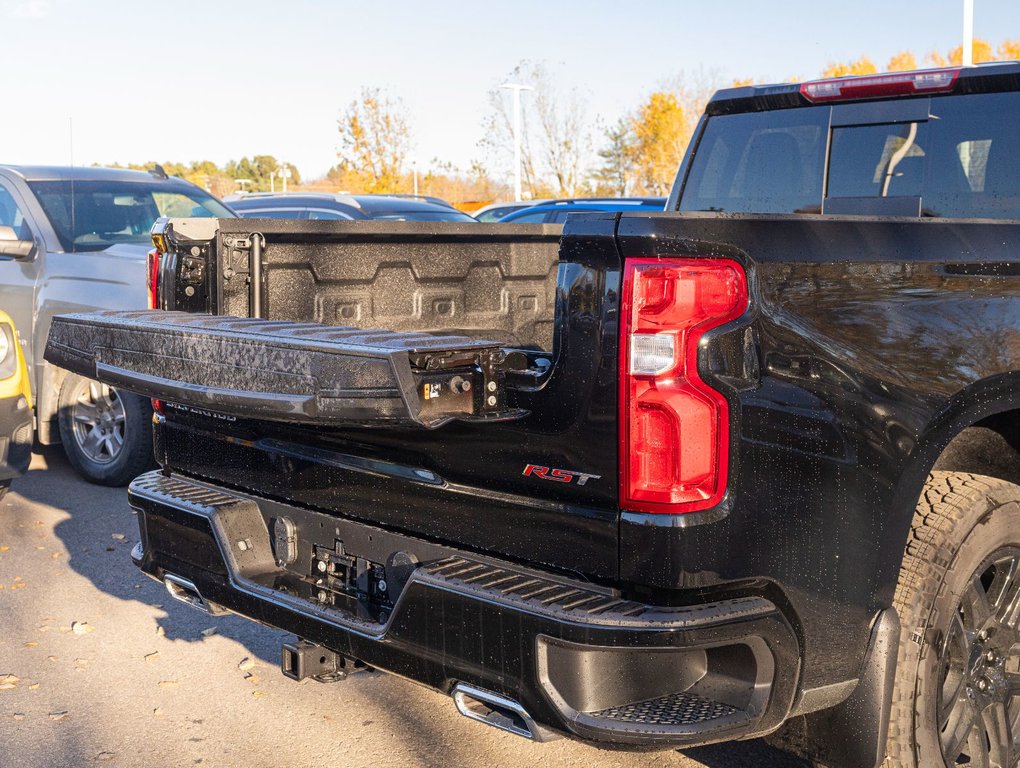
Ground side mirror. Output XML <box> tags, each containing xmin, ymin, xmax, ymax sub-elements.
<box><xmin>0</xmin><ymin>226</ymin><xmax>33</xmax><ymax>259</ymax></box>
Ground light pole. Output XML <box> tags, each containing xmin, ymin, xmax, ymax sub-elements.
<box><xmin>962</xmin><ymin>0</ymin><xmax>975</xmax><ymax>66</ymax></box>
<box><xmin>500</xmin><ymin>83</ymin><xmax>533</xmax><ymax>202</ymax></box>
<box><xmin>279</xmin><ymin>164</ymin><xmax>292</xmax><ymax>193</ymax></box>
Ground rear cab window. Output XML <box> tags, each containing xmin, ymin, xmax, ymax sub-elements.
<box><xmin>679</xmin><ymin>89</ymin><xmax>1020</xmax><ymax>220</ymax></box>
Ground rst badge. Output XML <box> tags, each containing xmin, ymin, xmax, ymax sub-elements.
<box><xmin>522</xmin><ymin>464</ymin><xmax>601</xmax><ymax>486</ymax></box>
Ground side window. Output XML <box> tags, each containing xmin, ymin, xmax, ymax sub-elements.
<box><xmin>506</xmin><ymin>211</ymin><xmax>551</xmax><ymax>223</ymax></box>
<box><xmin>308</xmin><ymin>209</ymin><xmax>353</xmax><ymax>220</ymax></box>
<box><xmin>925</xmin><ymin>92</ymin><xmax>1020</xmax><ymax>219</ymax></box>
<box><xmin>0</xmin><ymin>184</ymin><xmax>32</xmax><ymax>240</ymax></box>
<box><xmin>825</xmin><ymin>121</ymin><xmax>929</xmax><ymax>215</ymax></box>
<box><xmin>237</xmin><ymin>209</ymin><xmax>308</xmax><ymax>220</ymax></box>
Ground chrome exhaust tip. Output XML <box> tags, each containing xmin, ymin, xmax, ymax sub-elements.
<box><xmin>163</xmin><ymin>574</ymin><xmax>227</xmax><ymax>616</ymax></box>
<box><xmin>452</xmin><ymin>683</ymin><xmax>557</xmax><ymax>742</ymax></box>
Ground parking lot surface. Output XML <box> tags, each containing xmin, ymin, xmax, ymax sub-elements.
<box><xmin>0</xmin><ymin>450</ymin><xmax>808</xmax><ymax>768</ymax></box>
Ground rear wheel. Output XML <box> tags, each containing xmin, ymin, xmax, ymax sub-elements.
<box><xmin>57</xmin><ymin>373</ymin><xmax>153</xmax><ymax>486</ymax></box>
<box><xmin>887</xmin><ymin>471</ymin><xmax>1020</xmax><ymax>768</ymax></box>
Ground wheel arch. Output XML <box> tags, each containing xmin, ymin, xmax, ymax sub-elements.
<box><xmin>880</xmin><ymin>371</ymin><xmax>1020</xmax><ymax>607</ymax></box>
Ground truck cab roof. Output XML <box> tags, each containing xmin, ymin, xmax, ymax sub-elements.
<box><xmin>707</xmin><ymin>60</ymin><xmax>1020</xmax><ymax>115</ymax></box>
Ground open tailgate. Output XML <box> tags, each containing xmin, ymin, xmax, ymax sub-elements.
<box><xmin>45</xmin><ymin>310</ymin><xmax>528</xmax><ymax>428</ymax></box>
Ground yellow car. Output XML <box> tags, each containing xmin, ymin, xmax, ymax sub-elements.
<box><xmin>0</xmin><ymin>311</ymin><xmax>32</xmax><ymax>499</ymax></box>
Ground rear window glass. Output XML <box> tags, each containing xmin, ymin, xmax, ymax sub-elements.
<box><xmin>28</xmin><ymin>180</ymin><xmax>232</xmax><ymax>252</ymax></box>
<box><xmin>924</xmin><ymin>92</ymin><xmax>1020</xmax><ymax>219</ymax></box>
<box><xmin>680</xmin><ymin>106</ymin><xmax>829</xmax><ymax>214</ymax></box>
<box><xmin>680</xmin><ymin>91</ymin><xmax>1020</xmax><ymax>220</ymax></box>
<box><xmin>827</xmin><ymin>122</ymin><xmax>928</xmax><ymax>199</ymax></box>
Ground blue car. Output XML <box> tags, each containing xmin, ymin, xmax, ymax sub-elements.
<box><xmin>499</xmin><ymin>197</ymin><xmax>665</xmax><ymax>224</ymax></box>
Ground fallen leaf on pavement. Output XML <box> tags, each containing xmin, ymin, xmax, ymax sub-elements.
<box><xmin>152</xmin><ymin>707</ymin><xmax>162</xmax><ymax>716</ymax></box>
<box><xmin>157</xmin><ymin>680</ymin><xmax>178</xmax><ymax>689</ymax></box>
<box><xmin>155</xmin><ymin>626</ymin><xmax>165</xmax><ymax>637</ymax></box>
<box><xmin>144</xmin><ymin>652</ymin><xmax>160</xmax><ymax>663</ymax></box>
<box><xmin>71</xmin><ymin>621</ymin><xmax>94</xmax><ymax>635</ymax></box>
<box><xmin>252</xmin><ymin>690</ymin><xmax>267</xmax><ymax>698</ymax></box>
<box><xmin>49</xmin><ymin>711</ymin><xmax>69</xmax><ymax>721</ymax></box>
<box><xmin>28</xmin><ymin>683</ymin><xmax>39</xmax><ymax>690</ymax></box>
<box><xmin>244</xmin><ymin>673</ymin><xmax>260</xmax><ymax>685</ymax></box>
<box><xmin>23</xmin><ymin>642</ymin><xmax>38</xmax><ymax>649</ymax></box>
<box><xmin>46</xmin><ymin>656</ymin><xmax>57</xmax><ymax>663</ymax></box>
<box><xmin>13</xmin><ymin>713</ymin><xmax>25</xmax><ymax>721</ymax></box>
<box><xmin>200</xmin><ymin>627</ymin><xmax>217</xmax><ymax>638</ymax></box>
<box><xmin>0</xmin><ymin>674</ymin><xmax>19</xmax><ymax>686</ymax></box>
<box><xmin>96</xmin><ymin>752</ymin><xmax>115</xmax><ymax>762</ymax></box>
<box><xmin>237</xmin><ymin>658</ymin><xmax>255</xmax><ymax>671</ymax></box>
<box><xmin>111</xmin><ymin>534</ymin><xmax>125</xmax><ymax>541</ymax></box>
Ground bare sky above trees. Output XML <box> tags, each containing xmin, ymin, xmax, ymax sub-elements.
<box><xmin>2</xmin><ymin>0</ymin><xmax>1015</xmax><ymax>200</ymax></box>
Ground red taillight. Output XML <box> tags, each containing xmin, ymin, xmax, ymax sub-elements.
<box><xmin>146</xmin><ymin>247</ymin><xmax>161</xmax><ymax>309</ymax></box>
<box><xmin>151</xmin><ymin>398</ymin><xmax>164</xmax><ymax>415</ymax></box>
<box><xmin>619</xmin><ymin>258</ymin><xmax>748</xmax><ymax>514</ymax></box>
<box><xmin>800</xmin><ymin>68</ymin><xmax>960</xmax><ymax>103</ymax></box>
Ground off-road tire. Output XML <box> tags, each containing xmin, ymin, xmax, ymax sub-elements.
<box><xmin>57</xmin><ymin>373</ymin><xmax>153</xmax><ymax>486</ymax></box>
<box><xmin>886</xmin><ymin>471</ymin><xmax>1020</xmax><ymax>767</ymax></box>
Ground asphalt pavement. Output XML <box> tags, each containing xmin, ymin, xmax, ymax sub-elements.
<box><xmin>0</xmin><ymin>448</ymin><xmax>810</xmax><ymax>768</ymax></box>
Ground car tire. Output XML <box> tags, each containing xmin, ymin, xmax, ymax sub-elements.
<box><xmin>887</xmin><ymin>471</ymin><xmax>1020</xmax><ymax>767</ymax></box>
<box><xmin>57</xmin><ymin>373</ymin><xmax>153</xmax><ymax>486</ymax></box>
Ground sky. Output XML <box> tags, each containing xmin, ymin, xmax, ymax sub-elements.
<box><xmin>0</xmin><ymin>0</ymin><xmax>1015</xmax><ymax>182</ymax></box>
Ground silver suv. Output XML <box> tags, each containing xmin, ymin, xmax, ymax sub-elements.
<box><xmin>0</xmin><ymin>165</ymin><xmax>233</xmax><ymax>484</ymax></box>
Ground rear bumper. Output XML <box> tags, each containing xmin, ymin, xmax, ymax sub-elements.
<box><xmin>128</xmin><ymin>470</ymin><xmax>800</xmax><ymax>747</ymax></box>
<box><xmin>0</xmin><ymin>394</ymin><xmax>32</xmax><ymax>482</ymax></box>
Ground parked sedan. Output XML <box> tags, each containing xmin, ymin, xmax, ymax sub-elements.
<box><xmin>226</xmin><ymin>193</ymin><xmax>478</xmax><ymax>223</ymax></box>
<box><xmin>499</xmin><ymin>197</ymin><xmax>666</xmax><ymax>223</ymax></box>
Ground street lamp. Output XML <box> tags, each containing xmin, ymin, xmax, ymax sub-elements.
<box><xmin>962</xmin><ymin>0</ymin><xmax>974</xmax><ymax>66</ymax></box>
<box><xmin>500</xmin><ymin>83</ymin><xmax>533</xmax><ymax>202</ymax></box>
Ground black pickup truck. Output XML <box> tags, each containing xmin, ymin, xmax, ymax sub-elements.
<box><xmin>45</xmin><ymin>63</ymin><xmax>1020</xmax><ymax>768</ymax></box>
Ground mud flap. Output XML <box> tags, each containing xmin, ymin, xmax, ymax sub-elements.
<box><xmin>45</xmin><ymin>310</ymin><xmax>528</xmax><ymax>429</ymax></box>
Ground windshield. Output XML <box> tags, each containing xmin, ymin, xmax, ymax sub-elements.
<box><xmin>28</xmin><ymin>180</ymin><xmax>234</xmax><ymax>252</ymax></box>
<box><xmin>371</xmin><ymin>211</ymin><xmax>477</xmax><ymax>222</ymax></box>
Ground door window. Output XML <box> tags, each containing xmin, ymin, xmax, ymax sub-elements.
<box><xmin>0</xmin><ymin>184</ymin><xmax>31</xmax><ymax>240</ymax></box>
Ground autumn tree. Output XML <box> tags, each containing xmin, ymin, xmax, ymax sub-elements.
<box><xmin>628</xmin><ymin>91</ymin><xmax>686</xmax><ymax>196</ymax></box>
<box><xmin>948</xmin><ymin>38</ymin><xmax>996</xmax><ymax>65</ymax></box>
<box><xmin>886</xmin><ymin>51</ymin><xmax>917</xmax><ymax>72</ymax></box>
<box><xmin>336</xmin><ymin>88</ymin><xmax>411</xmax><ymax>194</ymax></box>
<box><xmin>999</xmin><ymin>39</ymin><xmax>1020</xmax><ymax>60</ymax></box>
<box><xmin>821</xmin><ymin>56</ymin><xmax>878</xmax><ymax>78</ymax></box>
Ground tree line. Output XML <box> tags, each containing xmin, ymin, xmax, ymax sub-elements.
<box><xmin>115</xmin><ymin>38</ymin><xmax>1018</xmax><ymax>204</ymax></box>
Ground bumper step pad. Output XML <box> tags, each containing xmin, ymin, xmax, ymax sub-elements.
<box><xmin>45</xmin><ymin>310</ymin><xmax>528</xmax><ymax>428</ymax></box>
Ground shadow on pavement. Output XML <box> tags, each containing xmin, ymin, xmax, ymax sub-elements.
<box><xmin>21</xmin><ymin>445</ymin><xmax>287</xmax><ymax>667</ymax></box>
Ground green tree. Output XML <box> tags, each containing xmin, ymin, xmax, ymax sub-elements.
<box><xmin>592</xmin><ymin>118</ymin><xmax>634</xmax><ymax>196</ymax></box>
